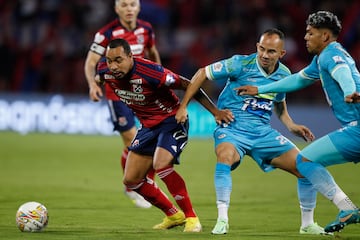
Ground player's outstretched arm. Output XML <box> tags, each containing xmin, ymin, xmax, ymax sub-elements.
<box><xmin>274</xmin><ymin>101</ymin><xmax>315</xmax><ymax>142</ymax></box>
<box><xmin>176</xmin><ymin>69</ymin><xmax>234</xmax><ymax>125</ymax></box>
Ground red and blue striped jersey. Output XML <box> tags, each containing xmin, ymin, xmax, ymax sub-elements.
<box><xmin>97</xmin><ymin>57</ymin><xmax>182</xmax><ymax>127</ymax></box>
<box><xmin>90</xmin><ymin>18</ymin><xmax>156</xmax><ymax>58</ymax></box>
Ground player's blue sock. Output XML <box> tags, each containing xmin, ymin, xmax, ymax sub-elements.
<box><xmin>214</xmin><ymin>163</ymin><xmax>232</xmax><ymax>207</ymax></box>
<box><xmin>298</xmin><ymin>177</ymin><xmax>316</xmax><ymax>227</ymax></box>
<box><xmin>298</xmin><ymin>178</ymin><xmax>316</xmax><ymax>209</ymax></box>
<box><xmin>296</xmin><ymin>154</ymin><xmax>337</xmax><ymax>200</ymax></box>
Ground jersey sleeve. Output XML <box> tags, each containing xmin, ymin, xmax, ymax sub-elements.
<box><xmin>205</xmin><ymin>55</ymin><xmax>241</xmax><ymax>81</ymax></box>
<box><xmin>301</xmin><ymin>56</ymin><xmax>320</xmax><ymax>80</ymax></box>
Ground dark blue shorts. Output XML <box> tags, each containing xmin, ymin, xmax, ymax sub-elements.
<box><xmin>128</xmin><ymin>116</ymin><xmax>189</xmax><ymax>164</ymax></box>
<box><xmin>107</xmin><ymin>100</ymin><xmax>136</xmax><ymax>132</ymax></box>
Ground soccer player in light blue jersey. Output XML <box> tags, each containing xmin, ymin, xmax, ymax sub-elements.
<box><xmin>237</xmin><ymin>11</ymin><xmax>360</xmax><ymax>233</ymax></box>
<box><xmin>175</xmin><ymin>28</ymin><xmax>330</xmax><ymax>235</ymax></box>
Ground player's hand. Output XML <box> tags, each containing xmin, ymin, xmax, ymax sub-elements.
<box><xmin>234</xmin><ymin>85</ymin><xmax>259</xmax><ymax>96</ymax></box>
<box><xmin>89</xmin><ymin>79</ymin><xmax>103</xmax><ymax>102</ymax></box>
<box><xmin>175</xmin><ymin>106</ymin><xmax>188</xmax><ymax>124</ymax></box>
<box><xmin>214</xmin><ymin>109</ymin><xmax>234</xmax><ymax>125</ymax></box>
<box><xmin>288</xmin><ymin>124</ymin><xmax>315</xmax><ymax>142</ymax></box>
<box><xmin>345</xmin><ymin>92</ymin><xmax>360</xmax><ymax>103</ymax></box>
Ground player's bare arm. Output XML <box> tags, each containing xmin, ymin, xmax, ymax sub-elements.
<box><xmin>274</xmin><ymin>101</ymin><xmax>314</xmax><ymax>142</ymax></box>
<box><xmin>234</xmin><ymin>85</ymin><xmax>259</xmax><ymax>95</ymax></box>
<box><xmin>176</xmin><ymin>74</ymin><xmax>234</xmax><ymax>125</ymax></box>
<box><xmin>84</xmin><ymin>51</ymin><xmax>103</xmax><ymax>101</ymax></box>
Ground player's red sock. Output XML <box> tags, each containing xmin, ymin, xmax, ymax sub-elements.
<box><xmin>127</xmin><ymin>179</ymin><xmax>178</xmax><ymax>216</ymax></box>
<box><xmin>156</xmin><ymin>166</ymin><xmax>197</xmax><ymax>218</ymax></box>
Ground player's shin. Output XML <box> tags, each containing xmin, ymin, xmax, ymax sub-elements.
<box><xmin>126</xmin><ymin>178</ymin><xmax>178</xmax><ymax>216</ymax></box>
<box><xmin>156</xmin><ymin>166</ymin><xmax>197</xmax><ymax>217</ymax></box>
<box><xmin>297</xmin><ymin>178</ymin><xmax>316</xmax><ymax>227</ymax></box>
<box><xmin>214</xmin><ymin>163</ymin><xmax>232</xmax><ymax>221</ymax></box>
<box><xmin>296</xmin><ymin>154</ymin><xmax>356</xmax><ymax>210</ymax></box>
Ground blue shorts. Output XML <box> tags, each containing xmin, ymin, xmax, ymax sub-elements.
<box><xmin>214</xmin><ymin>123</ymin><xmax>296</xmax><ymax>172</ymax></box>
<box><xmin>301</xmin><ymin>123</ymin><xmax>360</xmax><ymax>166</ymax></box>
<box><xmin>107</xmin><ymin>100</ymin><xmax>135</xmax><ymax>132</ymax></box>
<box><xmin>128</xmin><ymin>116</ymin><xmax>189</xmax><ymax>164</ymax></box>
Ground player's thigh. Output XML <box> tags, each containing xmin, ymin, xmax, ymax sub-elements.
<box><xmin>153</xmin><ymin>147</ymin><xmax>175</xmax><ymax>170</ymax></box>
<box><xmin>251</xmin><ymin>129</ymin><xmax>295</xmax><ymax>172</ymax></box>
<box><xmin>124</xmin><ymin>151</ymin><xmax>152</xmax><ymax>183</ymax></box>
<box><xmin>120</xmin><ymin>126</ymin><xmax>137</xmax><ymax>147</ymax></box>
<box><xmin>271</xmin><ymin>148</ymin><xmax>301</xmax><ymax>177</ymax></box>
<box><xmin>215</xmin><ymin>142</ymin><xmax>240</xmax><ymax>165</ymax></box>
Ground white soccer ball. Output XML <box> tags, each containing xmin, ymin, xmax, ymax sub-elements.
<box><xmin>15</xmin><ymin>201</ymin><xmax>49</xmax><ymax>232</ymax></box>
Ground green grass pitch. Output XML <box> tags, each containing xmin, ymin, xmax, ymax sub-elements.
<box><xmin>0</xmin><ymin>131</ymin><xmax>359</xmax><ymax>240</ymax></box>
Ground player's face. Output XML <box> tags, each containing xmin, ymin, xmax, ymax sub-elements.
<box><xmin>256</xmin><ymin>34</ymin><xmax>286</xmax><ymax>74</ymax></box>
<box><xmin>115</xmin><ymin>0</ymin><xmax>140</xmax><ymax>24</ymax></box>
<box><xmin>304</xmin><ymin>25</ymin><xmax>327</xmax><ymax>55</ymax></box>
<box><xmin>106</xmin><ymin>46</ymin><xmax>133</xmax><ymax>79</ymax></box>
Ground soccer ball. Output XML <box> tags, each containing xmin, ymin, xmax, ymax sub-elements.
<box><xmin>15</xmin><ymin>201</ymin><xmax>49</xmax><ymax>232</ymax></box>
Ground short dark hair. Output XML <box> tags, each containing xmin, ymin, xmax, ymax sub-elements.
<box><xmin>107</xmin><ymin>39</ymin><xmax>132</xmax><ymax>55</ymax></box>
<box><xmin>306</xmin><ymin>11</ymin><xmax>342</xmax><ymax>36</ymax></box>
<box><xmin>262</xmin><ymin>28</ymin><xmax>285</xmax><ymax>40</ymax></box>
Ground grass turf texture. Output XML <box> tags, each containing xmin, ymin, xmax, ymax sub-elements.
<box><xmin>0</xmin><ymin>131</ymin><xmax>359</xmax><ymax>240</ymax></box>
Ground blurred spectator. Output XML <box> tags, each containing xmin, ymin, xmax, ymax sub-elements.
<box><xmin>0</xmin><ymin>0</ymin><xmax>359</xmax><ymax>103</ymax></box>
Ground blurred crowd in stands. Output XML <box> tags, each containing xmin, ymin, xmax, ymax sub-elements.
<box><xmin>1</xmin><ymin>0</ymin><xmax>359</xmax><ymax>103</ymax></box>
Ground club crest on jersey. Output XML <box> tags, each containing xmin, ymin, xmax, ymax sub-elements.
<box><xmin>212</xmin><ymin>62</ymin><xmax>223</xmax><ymax>72</ymax></box>
<box><xmin>132</xmin><ymin>84</ymin><xmax>143</xmax><ymax>93</ymax></box>
<box><xmin>117</xmin><ymin>117</ymin><xmax>128</xmax><ymax>127</ymax></box>
<box><xmin>136</xmin><ymin>34</ymin><xmax>145</xmax><ymax>44</ymax></box>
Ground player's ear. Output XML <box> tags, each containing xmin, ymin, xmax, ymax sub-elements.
<box><xmin>280</xmin><ymin>49</ymin><xmax>286</xmax><ymax>58</ymax></box>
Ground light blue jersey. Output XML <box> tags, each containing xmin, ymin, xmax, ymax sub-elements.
<box><xmin>206</xmin><ymin>53</ymin><xmax>288</xmax><ymax>126</ymax></box>
<box><xmin>301</xmin><ymin>42</ymin><xmax>360</xmax><ymax>125</ymax></box>
<box><xmin>205</xmin><ymin>54</ymin><xmax>296</xmax><ymax>171</ymax></box>
<box><xmin>299</xmin><ymin>42</ymin><xmax>360</xmax><ymax>164</ymax></box>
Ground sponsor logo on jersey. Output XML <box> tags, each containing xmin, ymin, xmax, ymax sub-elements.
<box><xmin>130</xmin><ymin>44</ymin><xmax>144</xmax><ymax>56</ymax></box>
<box><xmin>332</xmin><ymin>55</ymin><xmax>345</xmax><ymax>63</ymax></box>
<box><xmin>112</xmin><ymin>29</ymin><xmax>125</xmax><ymax>37</ymax></box>
<box><xmin>115</xmin><ymin>89</ymin><xmax>145</xmax><ymax>101</ymax></box>
<box><xmin>218</xmin><ymin>133</ymin><xmax>226</xmax><ymax>139</ymax></box>
<box><xmin>132</xmin><ymin>139</ymin><xmax>140</xmax><ymax>147</ymax></box>
<box><xmin>212</xmin><ymin>62</ymin><xmax>223</xmax><ymax>72</ymax></box>
<box><xmin>134</xmin><ymin>28</ymin><xmax>145</xmax><ymax>35</ymax></box>
<box><xmin>129</xmin><ymin>78</ymin><xmax>142</xmax><ymax>84</ymax></box>
<box><xmin>94</xmin><ymin>32</ymin><xmax>105</xmax><ymax>43</ymax></box>
<box><xmin>165</xmin><ymin>74</ymin><xmax>176</xmax><ymax>86</ymax></box>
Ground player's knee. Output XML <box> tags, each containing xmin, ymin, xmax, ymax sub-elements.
<box><xmin>123</xmin><ymin>178</ymin><xmax>143</xmax><ymax>190</ymax></box>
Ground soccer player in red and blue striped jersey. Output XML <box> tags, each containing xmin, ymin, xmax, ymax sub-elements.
<box><xmin>84</xmin><ymin>0</ymin><xmax>161</xmax><ymax>208</ymax></box>
<box><xmin>97</xmin><ymin>38</ymin><xmax>233</xmax><ymax>232</ymax></box>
